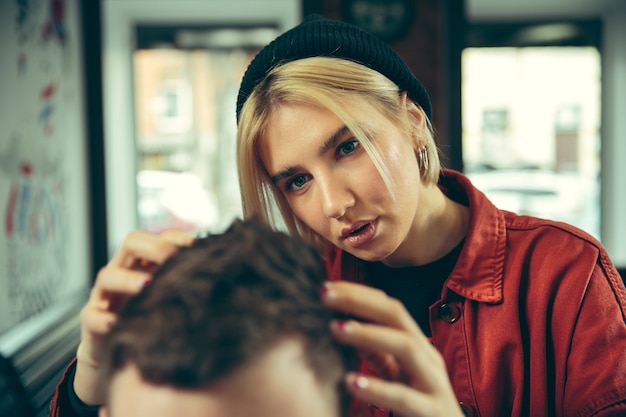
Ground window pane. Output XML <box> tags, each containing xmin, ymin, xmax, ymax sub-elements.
<box><xmin>462</xmin><ymin>47</ymin><xmax>601</xmax><ymax>239</ymax></box>
<box><xmin>133</xmin><ymin>42</ymin><xmax>264</xmax><ymax>235</ymax></box>
<box><xmin>0</xmin><ymin>0</ymin><xmax>90</xmax><ymax>338</ymax></box>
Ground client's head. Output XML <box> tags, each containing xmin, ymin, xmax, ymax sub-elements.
<box><xmin>99</xmin><ymin>218</ymin><xmax>347</xmax><ymax>417</ymax></box>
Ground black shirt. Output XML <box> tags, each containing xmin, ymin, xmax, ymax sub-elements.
<box><xmin>367</xmin><ymin>240</ymin><xmax>463</xmax><ymax>337</ymax></box>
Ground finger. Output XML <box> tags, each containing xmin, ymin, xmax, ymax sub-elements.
<box><xmin>126</xmin><ymin>257</ymin><xmax>161</xmax><ymax>274</ymax></box>
<box><xmin>344</xmin><ymin>373</ymin><xmax>462</xmax><ymax>417</ymax></box>
<box><xmin>360</xmin><ymin>351</ymin><xmax>401</xmax><ymax>381</ymax></box>
<box><xmin>93</xmin><ymin>266</ymin><xmax>152</xmax><ymax>296</ymax></box>
<box><xmin>109</xmin><ymin>230</ymin><xmax>184</xmax><ymax>269</ymax></box>
<box><xmin>331</xmin><ymin>320</ymin><xmax>441</xmax><ymax>388</ymax></box>
<box><xmin>159</xmin><ymin>229</ymin><xmax>195</xmax><ymax>247</ymax></box>
<box><xmin>80</xmin><ymin>307</ymin><xmax>118</xmax><ymax>336</ymax></box>
<box><xmin>322</xmin><ymin>281</ymin><xmax>423</xmax><ymax>336</ymax></box>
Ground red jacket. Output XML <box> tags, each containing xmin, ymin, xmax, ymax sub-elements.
<box><xmin>327</xmin><ymin>169</ymin><xmax>626</xmax><ymax>417</ymax></box>
<box><xmin>49</xmin><ymin>169</ymin><xmax>626</xmax><ymax>417</ymax></box>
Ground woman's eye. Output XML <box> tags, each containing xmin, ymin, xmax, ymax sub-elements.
<box><xmin>286</xmin><ymin>175</ymin><xmax>308</xmax><ymax>190</ymax></box>
<box><xmin>337</xmin><ymin>140</ymin><xmax>359</xmax><ymax>157</ymax></box>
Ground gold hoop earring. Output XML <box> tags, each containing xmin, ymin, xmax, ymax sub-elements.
<box><xmin>418</xmin><ymin>145</ymin><xmax>429</xmax><ymax>175</ymax></box>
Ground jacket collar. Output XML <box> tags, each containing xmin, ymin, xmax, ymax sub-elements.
<box><xmin>438</xmin><ymin>170</ymin><xmax>505</xmax><ymax>304</ymax></box>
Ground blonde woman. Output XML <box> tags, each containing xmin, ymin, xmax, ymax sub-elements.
<box><xmin>50</xmin><ymin>15</ymin><xmax>626</xmax><ymax>417</ymax></box>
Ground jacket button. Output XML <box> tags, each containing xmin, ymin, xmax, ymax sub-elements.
<box><xmin>438</xmin><ymin>302</ymin><xmax>461</xmax><ymax>323</ymax></box>
<box><xmin>459</xmin><ymin>402</ymin><xmax>476</xmax><ymax>417</ymax></box>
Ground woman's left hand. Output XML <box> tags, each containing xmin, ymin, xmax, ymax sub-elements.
<box><xmin>322</xmin><ymin>281</ymin><xmax>463</xmax><ymax>417</ymax></box>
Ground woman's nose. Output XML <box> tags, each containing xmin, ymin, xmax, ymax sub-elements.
<box><xmin>319</xmin><ymin>176</ymin><xmax>355</xmax><ymax>219</ymax></box>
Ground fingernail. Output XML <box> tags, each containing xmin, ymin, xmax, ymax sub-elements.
<box><xmin>320</xmin><ymin>282</ymin><xmax>335</xmax><ymax>298</ymax></box>
<box><xmin>331</xmin><ymin>319</ymin><xmax>352</xmax><ymax>333</ymax></box>
<box><xmin>142</xmin><ymin>275</ymin><xmax>152</xmax><ymax>287</ymax></box>
<box><xmin>353</xmin><ymin>375</ymin><xmax>369</xmax><ymax>389</ymax></box>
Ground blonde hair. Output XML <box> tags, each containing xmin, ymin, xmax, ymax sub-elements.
<box><xmin>237</xmin><ymin>57</ymin><xmax>440</xmax><ymax>252</ymax></box>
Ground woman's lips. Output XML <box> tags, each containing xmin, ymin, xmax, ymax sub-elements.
<box><xmin>341</xmin><ymin>218</ymin><xmax>378</xmax><ymax>248</ymax></box>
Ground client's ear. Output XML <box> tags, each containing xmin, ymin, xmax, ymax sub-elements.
<box><xmin>98</xmin><ymin>406</ymin><xmax>109</xmax><ymax>417</ymax></box>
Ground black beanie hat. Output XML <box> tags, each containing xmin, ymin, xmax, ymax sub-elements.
<box><xmin>236</xmin><ymin>14</ymin><xmax>432</xmax><ymax>123</ymax></box>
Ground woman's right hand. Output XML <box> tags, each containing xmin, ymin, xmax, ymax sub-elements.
<box><xmin>73</xmin><ymin>229</ymin><xmax>194</xmax><ymax>405</ymax></box>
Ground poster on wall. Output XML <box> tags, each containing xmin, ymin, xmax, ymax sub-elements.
<box><xmin>0</xmin><ymin>0</ymin><xmax>90</xmax><ymax>337</ymax></box>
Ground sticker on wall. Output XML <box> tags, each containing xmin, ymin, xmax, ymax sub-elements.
<box><xmin>42</xmin><ymin>0</ymin><xmax>66</xmax><ymax>46</ymax></box>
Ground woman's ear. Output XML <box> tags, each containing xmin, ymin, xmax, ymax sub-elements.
<box><xmin>406</xmin><ymin>99</ymin><xmax>426</xmax><ymax>127</ymax></box>
<box><xmin>400</xmin><ymin>92</ymin><xmax>428</xmax><ymax>148</ymax></box>
<box><xmin>399</xmin><ymin>91</ymin><xmax>408</xmax><ymax>107</ymax></box>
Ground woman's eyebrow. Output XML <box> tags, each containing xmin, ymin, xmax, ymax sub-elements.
<box><xmin>270</xmin><ymin>166</ymin><xmax>297</xmax><ymax>184</ymax></box>
<box><xmin>318</xmin><ymin>125</ymin><xmax>350</xmax><ymax>156</ymax></box>
<box><xmin>269</xmin><ymin>125</ymin><xmax>351</xmax><ymax>184</ymax></box>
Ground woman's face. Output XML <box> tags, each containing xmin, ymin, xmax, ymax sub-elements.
<box><xmin>259</xmin><ymin>100</ymin><xmax>427</xmax><ymax>264</ymax></box>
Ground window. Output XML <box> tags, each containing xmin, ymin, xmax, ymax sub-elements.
<box><xmin>0</xmin><ymin>0</ymin><xmax>92</xmax><ymax>413</ymax></box>
<box><xmin>462</xmin><ymin>22</ymin><xmax>602</xmax><ymax>239</ymax></box>
<box><xmin>102</xmin><ymin>1</ymin><xmax>300</xmax><ymax>255</ymax></box>
<box><xmin>131</xmin><ymin>38</ymin><xmax>276</xmax><ymax>235</ymax></box>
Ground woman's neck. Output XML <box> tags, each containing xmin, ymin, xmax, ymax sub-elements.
<box><xmin>384</xmin><ymin>184</ymin><xmax>470</xmax><ymax>268</ymax></box>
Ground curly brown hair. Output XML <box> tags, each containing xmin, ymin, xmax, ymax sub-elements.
<box><xmin>104</xmin><ymin>217</ymin><xmax>348</xmax><ymax>391</ymax></box>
